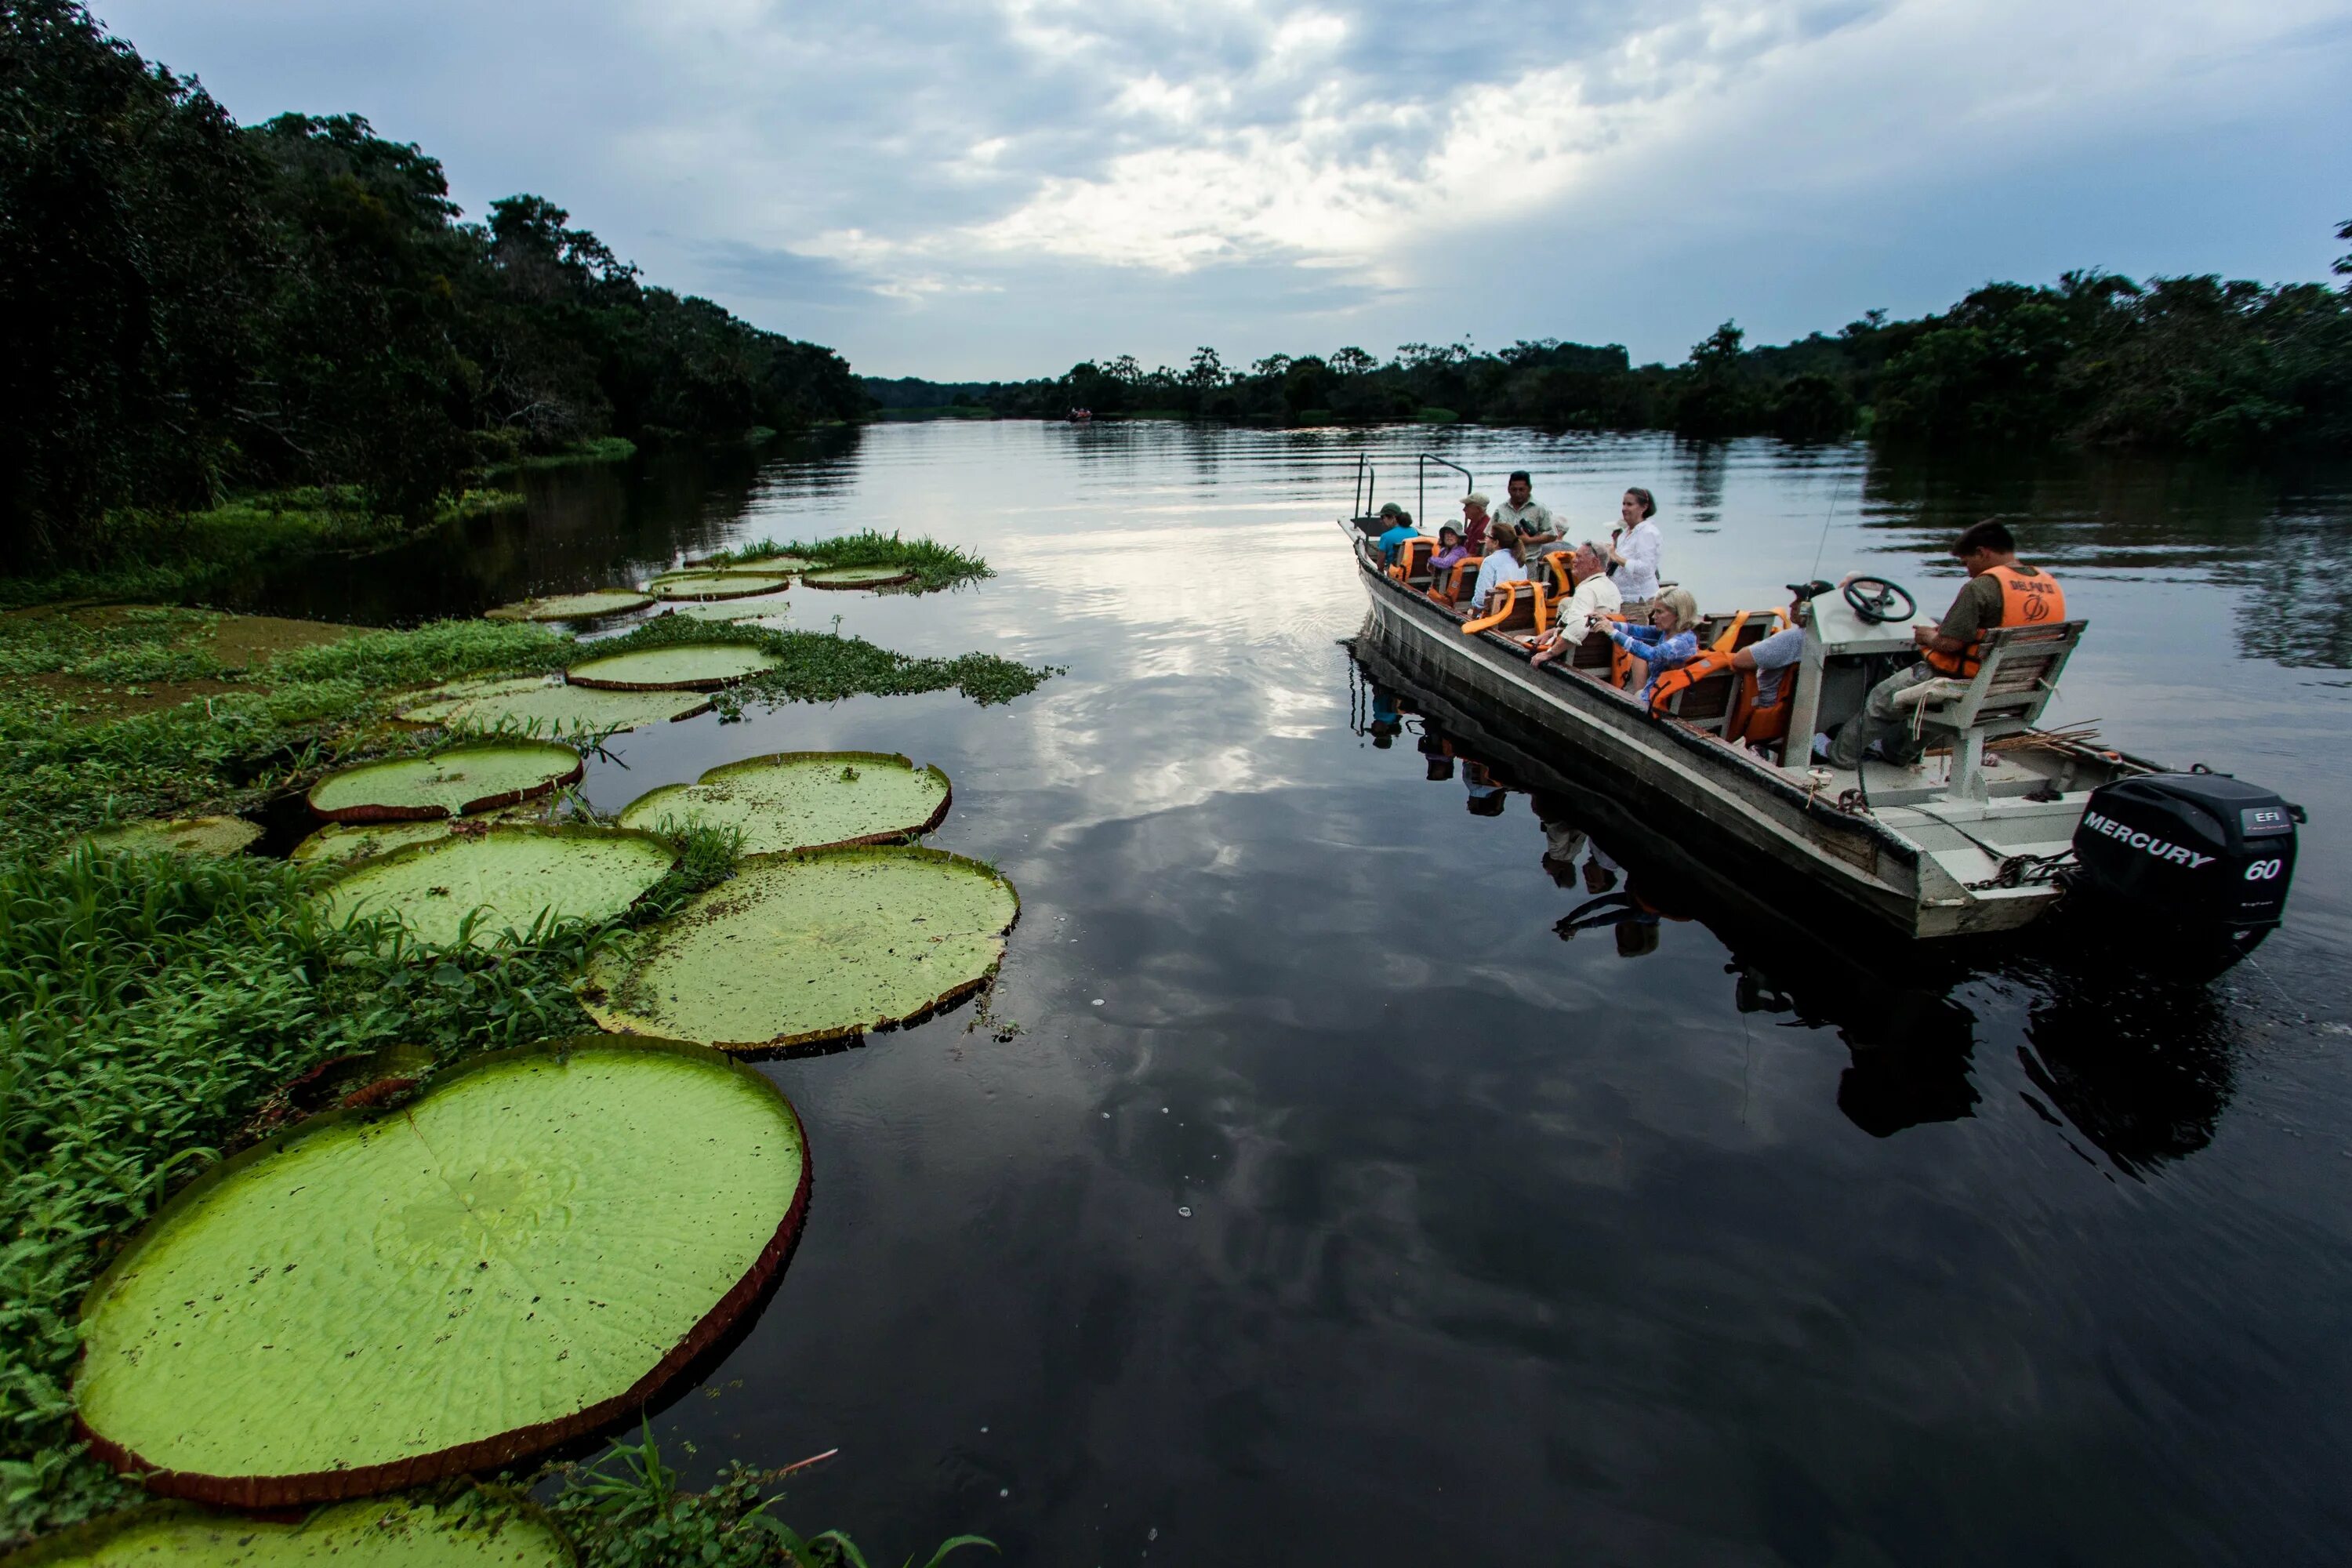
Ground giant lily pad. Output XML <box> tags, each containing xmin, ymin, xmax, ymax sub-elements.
<box><xmin>581</xmin><ymin>846</ymin><xmax>1018</xmax><ymax>1051</ymax></box>
<box><xmin>74</xmin><ymin>1039</ymin><xmax>811</xmax><ymax>1507</ymax></box>
<box><xmin>319</xmin><ymin>826</ymin><xmax>676</xmax><ymax>948</ymax></box>
<box><xmin>289</xmin><ymin>820</ymin><xmax>454</xmax><ymax>869</ymax></box>
<box><xmin>5</xmin><ymin>1490</ymin><xmax>572</xmax><ymax>1566</ymax></box>
<box><xmin>802</xmin><ymin>564</ymin><xmax>914</xmax><ymax>590</ymax></box>
<box><xmin>564</xmin><ymin>644</ymin><xmax>781</xmax><ymax>691</ymax></box>
<box><xmin>395</xmin><ymin>674</ymin><xmax>710</xmax><ymax>732</ymax></box>
<box><xmin>662</xmin><ymin>598</ymin><xmax>790</xmax><ymax>623</ymax></box>
<box><xmin>483</xmin><ymin>589</ymin><xmax>652</xmax><ymax>623</ymax></box>
<box><xmin>81</xmin><ymin>815</ymin><xmax>261</xmax><ymax>859</ymax></box>
<box><xmin>647</xmin><ymin>571</ymin><xmax>789</xmax><ymax>601</ymax></box>
<box><xmin>618</xmin><ymin>752</ymin><xmax>951</xmax><ymax>855</ymax></box>
<box><xmin>307</xmin><ymin>742</ymin><xmax>582</xmax><ymax>823</ymax></box>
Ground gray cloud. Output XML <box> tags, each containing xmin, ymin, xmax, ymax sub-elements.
<box><xmin>96</xmin><ymin>0</ymin><xmax>2352</xmax><ymax>377</ymax></box>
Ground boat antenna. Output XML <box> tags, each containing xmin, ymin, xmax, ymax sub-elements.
<box><xmin>1809</xmin><ymin>466</ymin><xmax>1857</xmax><ymax>583</ymax></box>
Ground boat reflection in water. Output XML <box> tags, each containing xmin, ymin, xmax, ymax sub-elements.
<box><xmin>1347</xmin><ymin>614</ymin><xmax>2239</xmax><ymax>1171</ymax></box>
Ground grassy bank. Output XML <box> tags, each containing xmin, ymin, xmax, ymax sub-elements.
<box><xmin>0</xmin><ymin>601</ymin><xmax>1043</xmax><ymax>1554</ymax></box>
<box><xmin>0</xmin><ymin>488</ymin><xmax>524</xmax><ymax>612</ymax></box>
<box><xmin>487</xmin><ymin>436</ymin><xmax>641</xmax><ymax>474</ymax></box>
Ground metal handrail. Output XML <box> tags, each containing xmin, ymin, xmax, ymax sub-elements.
<box><xmin>1417</xmin><ymin>455</ymin><xmax>1473</xmax><ymax>527</ymax></box>
<box><xmin>1352</xmin><ymin>454</ymin><xmax>1379</xmax><ymax>520</ymax></box>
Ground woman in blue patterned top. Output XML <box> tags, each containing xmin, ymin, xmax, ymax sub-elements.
<box><xmin>1607</xmin><ymin>586</ymin><xmax>1700</xmax><ymax>702</ymax></box>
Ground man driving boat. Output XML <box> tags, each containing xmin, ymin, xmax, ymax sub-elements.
<box><xmin>1827</xmin><ymin>519</ymin><xmax>2064</xmax><ymax>770</ymax></box>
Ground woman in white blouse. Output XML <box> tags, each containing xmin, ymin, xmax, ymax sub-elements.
<box><xmin>1606</xmin><ymin>487</ymin><xmax>1662</xmax><ymax>615</ymax></box>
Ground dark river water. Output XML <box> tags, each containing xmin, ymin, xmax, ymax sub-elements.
<box><xmin>245</xmin><ymin>423</ymin><xmax>2352</xmax><ymax>1566</ymax></box>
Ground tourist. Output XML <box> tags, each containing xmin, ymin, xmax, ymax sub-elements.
<box><xmin>1465</xmin><ymin>523</ymin><xmax>1529</xmax><ymax>619</ymax></box>
<box><xmin>1606</xmin><ymin>586</ymin><xmax>1700</xmax><ymax>702</ymax></box>
<box><xmin>1458</xmin><ymin>492</ymin><xmax>1494</xmax><ymax>553</ymax></box>
<box><xmin>1430</xmin><ymin>524</ymin><xmax>1471</xmax><ymax>577</ymax></box>
<box><xmin>1495</xmin><ymin>472</ymin><xmax>1556</xmax><ymax>544</ymax></box>
<box><xmin>1373</xmin><ymin>505</ymin><xmax>1420</xmax><ymax>566</ymax></box>
<box><xmin>1528</xmin><ymin>542</ymin><xmax>1624</xmax><ymax>667</ymax></box>
<box><xmin>1730</xmin><ymin>590</ymin><xmax>1813</xmax><ymax>707</ymax></box>
<box><xmin>1606</xmin><ymin>487</ymin><xmax>1662</xmax><ymax>615</ymax></box>
<box><xmin>1828</xmin><ymin>519</ymin><xmax>2066</xmax><ymax>769</ymax></box>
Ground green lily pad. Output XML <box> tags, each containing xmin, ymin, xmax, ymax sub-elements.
<box><xmin>81</xmin><ymin>815</ymin><xmax>261</xmax><ymax>859</ymax></box>
<box><xmin>74</xmin><ymin>1039</ymin><xmax>810</xmax><ymax>1508</ymax></box>
<box><xmin>564</xmin><ymin>644</ymin><xmax>782</xmax><ymax>691</ymax></box>
<box><xmin>307</xmin><ymin>742</ymin><xmax>583</xmax><ymax>823</ymax></box>
<box><xmin>395</xmin><ymin>674</ymin><xmax>710</xmax><ymax>732</ymax></box>
<box><xmin>581</xmin><ymin>845</ymin><xmax>1018</xmax><ymax>1051</ymax></box>
<box><xmin>647</xmin><ymin>572</ymin><xmax>789</xmax><ymax>601</ymax></box>
<box><xmin>3</xmin><ymin>1490</ymin><xmax>572</xmax><ymax>1566</ymax></box>
<box><xmin>721</xmin><ymin>554</ymin><xmax>814</xmax><ymax>572</ymax></box>
<box><xmin>483</xmin><ymin>589</ymin><xmax>652</xmax><ymax>623</ymax></box>
<box><xmin>618</xmin><ymin>751</ymin><xmax>951</xmax><ymax>855</ymax></box>
<box><xmin>289</xmin><ymin>820</ymin><xmax>455</xmax><ymax>869</ymax></box>
<box><xmin>318</xmin><ymin>826</ymin><xmax>677</xmax><ymax>948</ymax></box>
<box><xmin>661</xmin><ymin>598</ymin><xmax>791</xmax><ymax>623</ymax></box>
<box><xmin>802</xmin><ymin>564</ymin><xmax>915</xmax><ymax>590</ymax></box>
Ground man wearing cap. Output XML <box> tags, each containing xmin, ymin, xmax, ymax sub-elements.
<box><xmin>1460</xmin><ymin>492</ymin><xmax>1494</xmax><ymax>553</ymax></box>
<box><xmin>1371</xmin><ymin>503</ymin><xmax>1420</xmax><ymax>566</ymax></box>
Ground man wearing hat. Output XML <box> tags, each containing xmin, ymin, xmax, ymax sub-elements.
<box><xmin>1460</xmin><ymin>492</ymin><xmax>1493</xmax><ymax>553</ymax></box>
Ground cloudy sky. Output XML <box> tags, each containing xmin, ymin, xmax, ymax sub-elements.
<box><xmin>98</xmin><ymin>0</ymin><xmax>2352</xmax><ymax>379</ymax></box>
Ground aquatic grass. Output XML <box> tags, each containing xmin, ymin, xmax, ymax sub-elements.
<box><xmin>0</xmin><ymin>850</ymin><xmax>601</xmax><ymax>1540</ymax></box>
<box><xmin>699</xmin><ymin>531</ymin><xmax>992</xmax><ymax>594</ymax></box>
<box><xmin>546</xmin><ymin>1424</ymin><xmax>994</xmax><ymax>1568</ymax></box>
<box><xmin>576</xmin><ymin>612</ymin><xmax>1054</xmax><ymax>711</ymax></box>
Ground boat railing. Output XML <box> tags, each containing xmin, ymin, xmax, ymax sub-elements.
<box><xmin>1417</xmin><ymin>455</ymin><xmax>1472</xmax><ymax>526</ymax></box>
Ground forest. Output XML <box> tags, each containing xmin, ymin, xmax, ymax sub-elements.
<box><xmin>874</xmin><ymin>229</ymin><xmax>2352</xmax><ymax>456</ymax></box>
<box><xmin>0</xmin><ymin>0</ymin><xmax>865</xmax><ymax>572</ymax></box>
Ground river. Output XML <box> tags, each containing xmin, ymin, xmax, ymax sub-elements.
<box><xmin>245</xmin><ymin>421</ymin><xmax>2352</xmax><ymax>1566</ymax></box>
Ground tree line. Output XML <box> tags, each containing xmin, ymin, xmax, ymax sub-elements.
<box><xmin>877</xmin><ymin>227</ymin><xmax>2352</xmax><ymax>456</ymax></box>
<box><xmin>0</xmin><ymin>0</ymin><xmax>865</xmax><ymax>568</ymax></box>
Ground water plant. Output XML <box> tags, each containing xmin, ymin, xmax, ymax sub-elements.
<box><xmin>395</xmin><ymin>675</ymin><xmax>713</xmax><ymax>733</ymax></box>
<box><xmin>307</xmin><ymin>741</ymin><xmax>584</xmax><ymax>822</ymax></box>
<box><xmin>318</xmin><ymin>826</ymin><xmax>678</xmax><ymax>949</ymax></box>
<box><xmin>485</xmin><ymin>590</ymin><xmax>655</xmax><ymax>624</ymax></box>
<box><xmin>581</xmin><ymin>846</ymin><xmax>1018</xmax><ymax>1052</ymax></box>
<box><xmin>802</xmin><ymin>565</ymin><xmax>915</xmax><ymax>591</ymax></box>
<box><xmin>617</xmin><ymin>752</ymin><xmax>951</xmax><ymax>855</ymax></box>
<box><xmin>646</xmin><ymin>572</ymin><xmax>791</xmax><ymax>602</ymax></box>
<box><xmin>566</xmin><ymin>644</ymin><xmax>785</xmax><ymax>692</ymax></box>
<box><xmin>6</xmin><ymin>1487</ymin><xmax>572</xmax><ymax>1566</ymax></box>
<box><xmin>78</xmin><ymin>816</ymin><xmax>262</xmax><ymax>859</ymax></box>
<box><xmin>691</xmin><ymin>532</ymin><xmax>989</xmax><ymax>594</ymax></box>
<box><xmin>74</xmin><ymin>1039</ymin><xmax>811</xmax><ymax>1507</ymax></box>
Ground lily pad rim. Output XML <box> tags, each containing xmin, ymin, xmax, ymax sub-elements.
<box><xmin>387</xmin><ymin>674</ymin><xmax>716</xmax><ymax>735</ymax></box>
<box><xmin>620</xmin><ymin>750</ymin><xmax>953</xmax><ymax>852</ymax></box>
<box><xmin>318</xmin><ymin>822</ymin><xmax>681</xmax><ymax>942</ymax></box>
<box><xmin>0</xmin><ymin>1483</ymin><xmax>581</xmax><ymax>1567</ymax></box>
<box><xmin>580</xmin><ymin>843</ymin><xmax>1020</xmax><ymax>1056</ymax></box>
<box><xmin>644</xmin><ymin>571</ymin><xmax>793</xmax><ymax>602</ymax></box>
<box><xmin>563</xmin><ymin>644</ymin><xmax>784</xmax><ymax>692</ymax></box>
<box><xmin>801</xmin><ymin>564</ymin><xmax>917</xmax><ymax>590</ymax></box>
<box><xmin>484</xmin><ymin>589</ymin><xmax>655</xmax><ymax>623</ymax></box>
<box><xmin>304</xmin><ymin>740</ymin><xmax>584</xmax><ymax>825</ymax></box>
<box><xmin>71</xmin><ymin>1034</ymin><xmax>812</xmax><ymax>1510</ymax></box>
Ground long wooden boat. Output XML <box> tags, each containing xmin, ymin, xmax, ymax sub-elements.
<box><xmin>1341</xmin><ymin>514</ymin><xmax>2292</xmax><ymax>941</ymax></box>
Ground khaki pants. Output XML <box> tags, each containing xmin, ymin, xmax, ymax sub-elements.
<box><xmin>1828</xmin><ymin>661</ymin><xmax>1937</xmax><ymax>768</ymax></box>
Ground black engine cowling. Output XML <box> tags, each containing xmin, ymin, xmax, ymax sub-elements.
<box><xmin>2070</xmin><ymin>771</ymin><xmax>2299</xmax><ymax>935</ymax></box>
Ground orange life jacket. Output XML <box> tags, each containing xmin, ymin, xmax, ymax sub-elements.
<box><xmin>1646</xmin><ymin>649</ymin><xmax>1737</xmax><ymax>713</ymax></box>
<box><xmin>1924</xmin><ymin>564</ymin><xmax>2065</xmax><ymax>677</ymax></box>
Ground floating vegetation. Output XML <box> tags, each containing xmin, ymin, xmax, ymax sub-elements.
<box><xmin>289</xmin><ymin>820</ymin><xmax>464</xmax><ymax>869</ymax></box>
<box><xmin>802</xmin><ymin>564</ymin><xmax>915</xmax><ymax>590</ymax></box>
<box><xmin>318</xmin><ymin>826</ymin><xmax>677</xmax><ymax>948</ymax></box>
<box><xmin>687</xmin><ymin>552</ymin><xmax>813</xmax><ymax>572</ymax></box>
<box><xmin>694</xmin><ymin>531</ymin><xmax>989</xmax><ymax>593</ymax></box>
<box><xmin>661</xmin><ymin>597</ymin><xmax>791</xmax><ymax>623</ymax></box>
<box><xmin>395</xmin><ymin>673</ymin><xmax>710</xmax><ymax>732</ymax></box>
<box><xmin>483</xmin><ymin>588</ymin><xmax>652</xmax><ymax>623</ymax></box>
<box><xmin>5</xmin><ymin>1490</ymin><xmax>572</xmax><ymax>1566</ymax></box>
<box><xmin>565</xmin><ymin>644</ymin><xmax>783</xmax><ymax>692</ymax></box>
<box><xmin>619</xmin><ymin>751</ymin><xmax>951</xmax><ymax>856</ymax></box>
<box><xmin>74</xmin><ymin>1039</ymin><xmax>811</xmax><ymax>1508</ymax></box>
<box><xmin>307</xmin><ymin>742</ymin><xmax>583</xmax><ymax>822</ymax></box>
<box><xmin>78</xmin><ymin>815</ymin><xmax>261</xmax><ymax>859</ymax></box>
<box><xmin>646</xmin><ymin>571</ymin><xmax>789</xmax><ymax>602</ymax></box>
<box><xmin>581</xmin><ymin>846</ymin><xmax>1018</xmax><ymax>1051</ymax></box>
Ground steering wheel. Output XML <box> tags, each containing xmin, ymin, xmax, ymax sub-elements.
<box><xmin>1842</xmin><ymin>575</ymin><xmax>1916</xmax><ymax>625</ymax></box>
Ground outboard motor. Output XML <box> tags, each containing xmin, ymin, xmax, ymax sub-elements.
<box><xmin>2069</xmin><ymin>771</ymin><xmax>2301</xmax><ymax>939</ymax></box>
